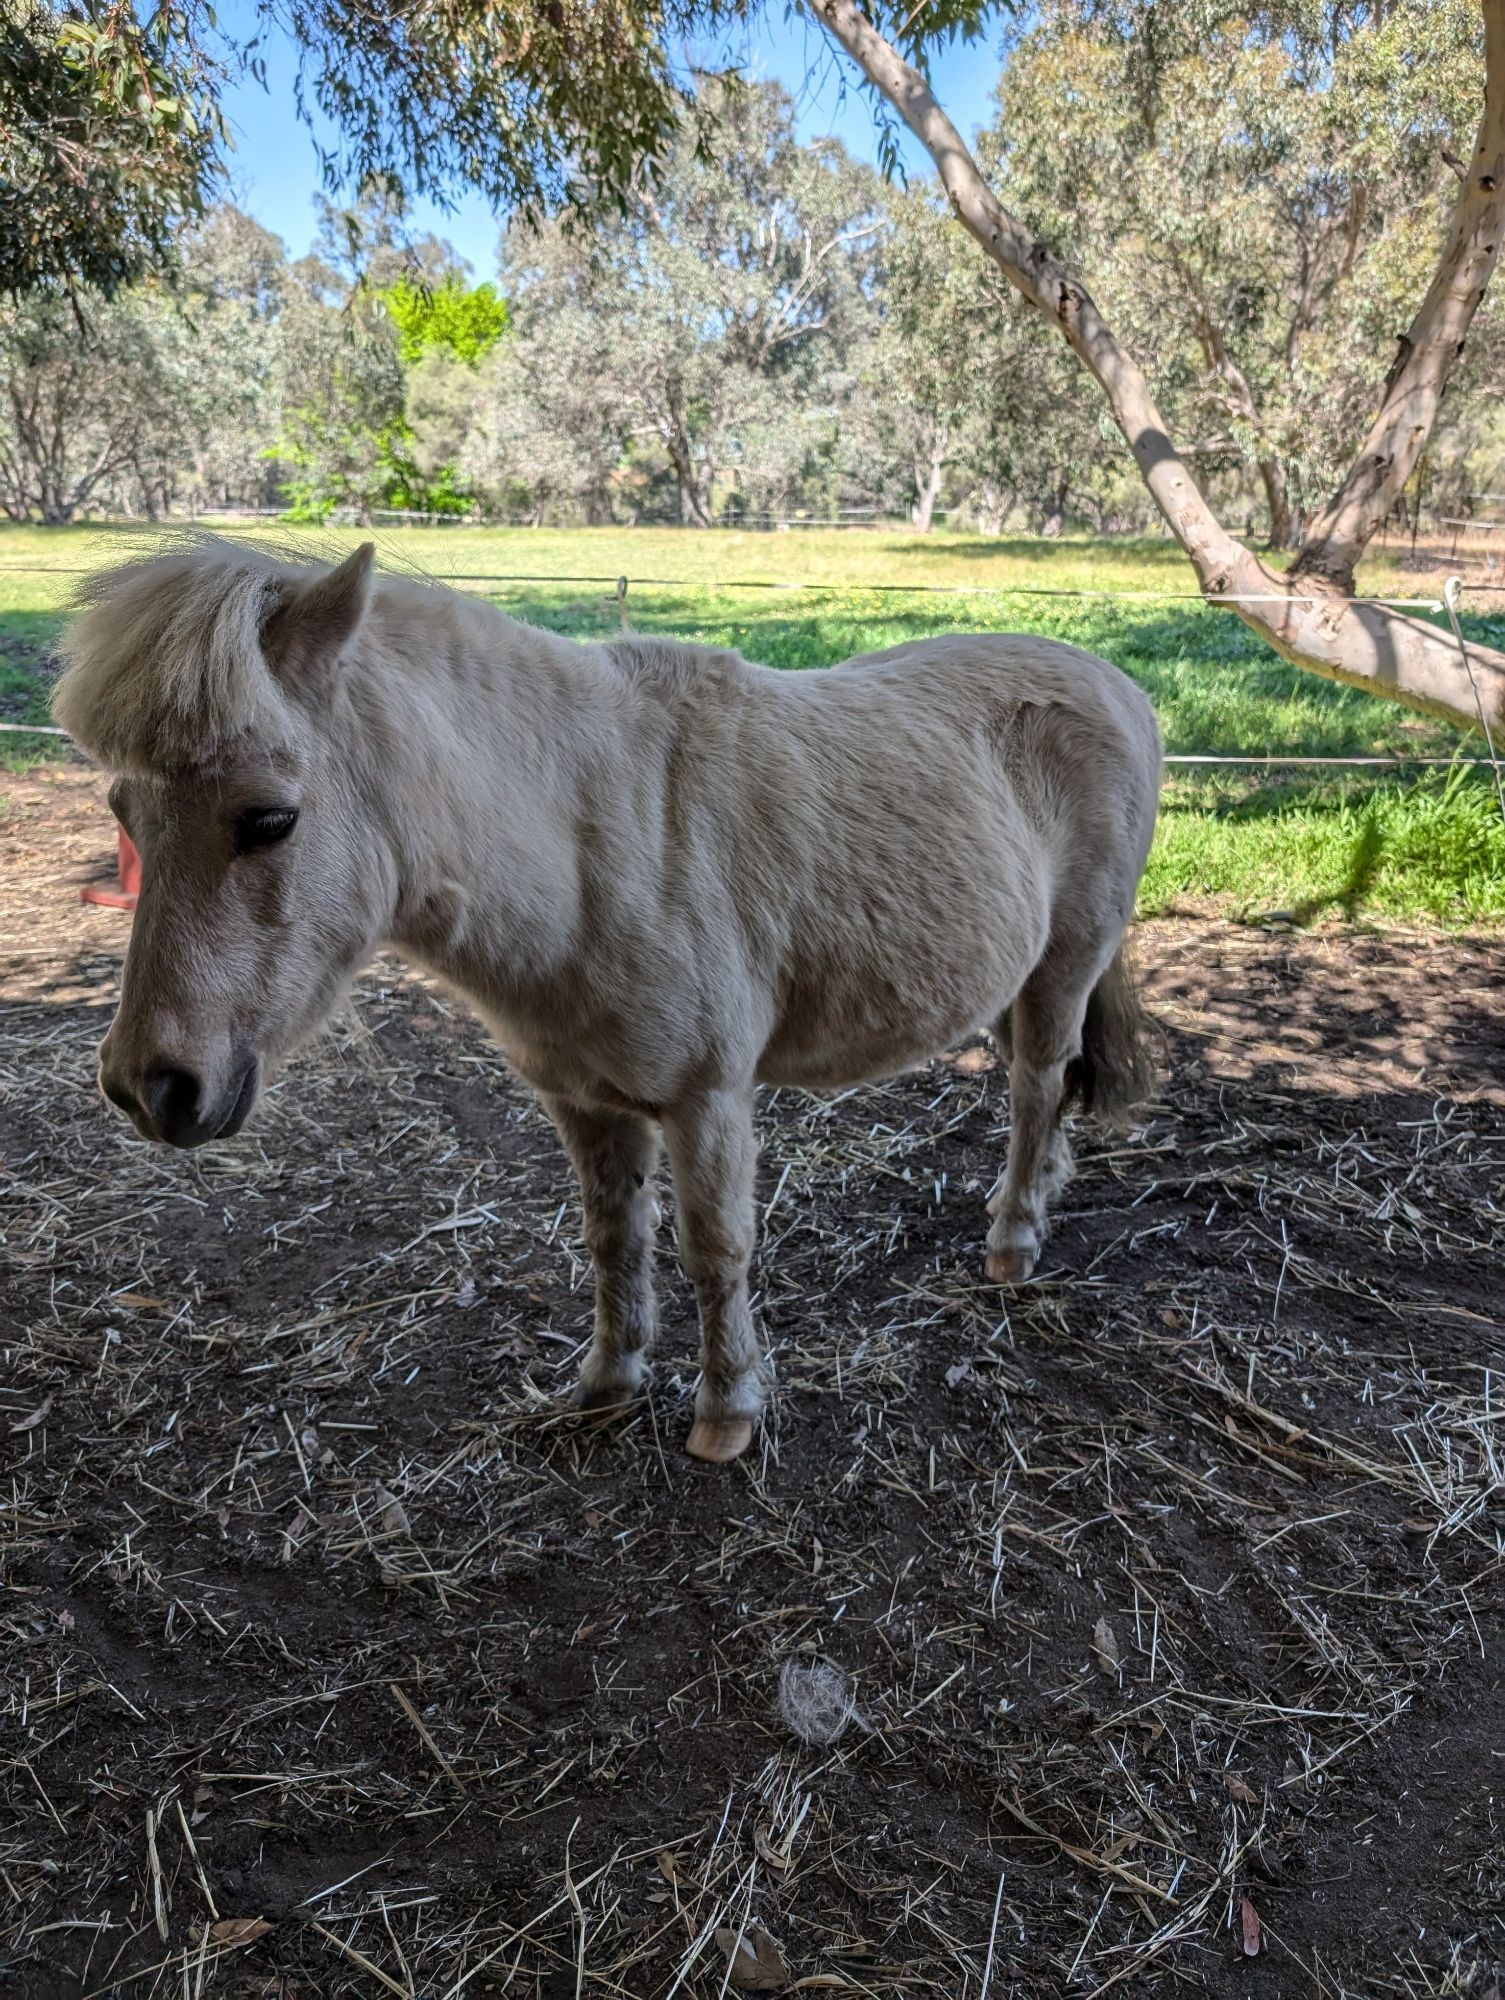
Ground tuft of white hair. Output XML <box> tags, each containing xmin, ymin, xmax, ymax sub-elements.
<box><xmin>777</xmin><ymin>1657</ymin><xmax>858</xmax><ymax>1747</ymax></box>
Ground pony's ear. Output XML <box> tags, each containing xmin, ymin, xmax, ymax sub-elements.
<box><xmin>262</xmin><ymin>543</ymin><xmax>375</xmax><ymax>689</ymax></box>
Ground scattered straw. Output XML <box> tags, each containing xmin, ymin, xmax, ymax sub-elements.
<box><xmin>1</xmin><ymin>771</ymin><xmax>1501</xmax><ymax>1997</ymax></box>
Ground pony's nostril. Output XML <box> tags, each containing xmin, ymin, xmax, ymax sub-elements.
<box><xmin>100</xmin><ymin>1071</ymin><xmax>137</xmax><ymax>1116</ymax></box>
<box><xmin>142</xmin><ymin>1063</ymin><xmax>203</xmax><ymax>1143</ymax></box>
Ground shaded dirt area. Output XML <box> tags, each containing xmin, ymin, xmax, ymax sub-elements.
<box><xmin>2</xmin><ymin>769</ymin><xmax>1502</xmax><ymax>1999</ymax></box>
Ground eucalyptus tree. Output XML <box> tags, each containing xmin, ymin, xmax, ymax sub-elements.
<box><xmin>987</xmin><ymin>1</ymin><xmax>1498</xmax><ymax>550</ymax></box>
<box><xmin>0</xmin><ymin>204</ymin><xmax>283</xmax><ymax>521</ymax></box>
<box><xmin>13</xmin><ymin>0</ymin><xmax>1505</xmax><ymax>728</ymax></box>
<box><xmin>261</xmin><ymin>0</ymin><xmax>1505</xmax><ymax>731</ymax></box>
<box><xmin>1</xmin><ymin>0</ymin><xmax>224</xmax><ymax>295</ymax></box>
<box><xmin>482</xmin><ymin>81</ymin><xmax>880</xmax><ymax>524</ymax></box>
<box><xmin>808</xmin><ymin>0</ymin><xmax>1505</xmax><ymax>729</ymax></box>
<box><xmin>869</xmin><ymin>185</ymin><xmax>1112</xmax><ymax>531</ymax></box>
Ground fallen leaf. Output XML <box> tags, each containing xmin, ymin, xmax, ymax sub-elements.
<box><xmin>656</xmin><ymin>1848</ymin><xmax>679</xmax><ymax>1884</ymax></box>
<box><xmin>944</xmin><ymin>1360</ymin><xmax>974</xmax><ymax>1389</ymax></box>
<box><xmin>1240</xmin><ymin>1894</ymin><xmax>1262</xmax><ymax>1957</ymax></box>
<box><xmin>715</xmin><ymin>1923</ymin><xmax>790</xmax><ymax>1992</ymax></box>
<box><xmin>210</xmin><ymin>1916</ymin><xmax>273</xmax><ymax>1945</ymax></box>
<box><xmin>374</xmin><ymin>1485</ymin><xmax>410</xmax><ymax>1537</ymax></box>
<box><xmin>9</xmin><ymin>1396</ymin><xmax>53</xmax><ymax>1434</ymax></box>
<box><xmin>811</xmin><ymin>1536</ymin><xmax>823</xmax><ymax>1578</ymax></box>
<box><xmin>1091</xmin><ymin>1616</ymin><xmax>1121</xmax><ymax>1676</ymax></box>
<box><xmin>753</xmin><ymin>1821</ymin><xmax>791</xmax><ymax>1871</ymax></box>
<box><xmin>111</xmin><ymin>1292</ymin><xmax>165</xmax><ymax>1311</ymax></box>
<box><xmin>1223</xmin><ymin>1772</ymin><xmax>1260</xmax><ymax>1805</ymax></box>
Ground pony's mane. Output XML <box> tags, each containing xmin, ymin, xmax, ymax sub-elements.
<box><xmin>53</xmin><ymin>535</ymin><xmax>330</xmax><ymax>775</ymax></box>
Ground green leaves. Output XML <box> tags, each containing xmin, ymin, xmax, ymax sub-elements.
<box><xmin>273</xmin><ymin>0</ymin><xmax>728</xmax><ymax>222</ymax></box>
<box><xmin>1</xmin><ymin>0</ymin><xmax>226</xmax><ymax>296</ymax></box>
<box><xmin>381</xmin><ymin>277</ymin><xmax>509</xmax><ymax>367</ymax></box>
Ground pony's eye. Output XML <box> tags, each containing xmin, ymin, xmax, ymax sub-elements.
<box><xmin>234</xmin><ymin>806</ymin><xmax>299</xmax><ymax>855</ymax></box>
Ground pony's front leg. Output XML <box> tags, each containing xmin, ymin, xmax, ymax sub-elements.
<box><xmin>543</xmin><ymin>1096</ymin><xmax>660</xmax><ymax>1415</ymax></box>
<box><xmin>661</xmin><ymin>1088</ymin><xmax>765</xmax><ymax>1464</ymax></box>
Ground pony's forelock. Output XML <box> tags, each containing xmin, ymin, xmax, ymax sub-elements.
<box><xmin>52</xmin><ymin>537</ymin><xmax>315</xmax><ymax>775</ymax></box>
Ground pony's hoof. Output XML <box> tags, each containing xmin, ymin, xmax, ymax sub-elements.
<box><xmin>572</xmin><ymin>1383</ymin><xmax>639</xmax><ymax>1423</ymax></box>
<box><xmin>686</xmin><ymin>1417</ymin><xmax>754</xmax><ymax>1463</ymax></box>
<box><xmin>985</xmin><ymin>1247</ymin><xmax>1036</xmax><ymax>1284</ymax></box>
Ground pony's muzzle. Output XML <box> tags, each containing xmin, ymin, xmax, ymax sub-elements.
<box><xmin>100</xmin><ymin>1052</ymin><xmax>260</xmax><ymax>1148</ymax></box>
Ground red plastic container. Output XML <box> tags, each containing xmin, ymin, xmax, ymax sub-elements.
<box><xmin>81</xmin><ymin>828</ymin><xmax>141</xmax><ymax>912</ymax></box>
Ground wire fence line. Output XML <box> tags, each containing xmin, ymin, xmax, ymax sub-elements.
<box><xmin>3</xmin><ymin>563</ymin><xmax>1502</xmax><ymax>802</ymax></box>
<box><xmin>0</xmin><ymin>559</ymin><xmax>1472</xmax><ymax>613</ymax></box>
<box><xmin>1</xmin><ymin>715</ymin><xmax>1499</xmax><ymax>773</ymax></box>
<box><xmin>1442</xmin><ymin>576</ymin><xmax>1505</xmax><ymax>823</ymax></box>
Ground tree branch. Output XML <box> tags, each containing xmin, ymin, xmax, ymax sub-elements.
<box><xmin>802</xmin><ymin>0</ymin><xmax>1505</xmax><ymax>736</ymax></box>
<box><xmin>803</xmin><ymin>0</ymin><xmax>1246</xmax><ymax>592</ymax></box>
<box><xmin>1294</xmin><ymin>0</ymin><xmax>1505</xmax><ymax>587</ymax></box>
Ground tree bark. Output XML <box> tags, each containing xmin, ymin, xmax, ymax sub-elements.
<box><xmin>656</xmin><ymin>378</ymin><xmax>715</xmax><ymax>528</ymax></box>
<box><xmin>803</xmin><ymin>0</ymin><xmax>1505</xmax><ymax>738</ymax></box>
<box><xmin>972</xmin><ymin>480</ymin><xmax>1013</xmax><ymax>535</ymax></box>
<box><xmin>674</xmin><ymin>456</ymin><xmax>713</xmax><ymax>527</ymax></box>
<box><xmin>1259</xmin><ymin>458</ymin><xmax>1295</xmax><ymax>551</ymax></box>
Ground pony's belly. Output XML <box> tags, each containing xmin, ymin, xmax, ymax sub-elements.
<box><xmin>757</xmin><ymin>1039</ymin><xmax>957</xmax><ymax>1091</ymax></box>
<box><xmin>756</xmin><ymin>1003</ymin><xmax>993</xmax><ymax>1091</ymax></box>
<box><xmin>756</xmin><ymin>904</ymin><xmax>1043</xmax><ymax>1091</ymax></box>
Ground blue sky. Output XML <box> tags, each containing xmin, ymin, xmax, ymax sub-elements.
<box><xmin>213</xmin><ymin>2</ymin><xmax>1003</xmax><ymax>275</ymax></box>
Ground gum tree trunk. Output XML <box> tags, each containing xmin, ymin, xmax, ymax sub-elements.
<box><xmin>1261</xmin><ymin>460</ymin><xmax>1296</xmax><ymax>551</ymax></box>
<box><xmin>911</xmin><ymin>424</ymin><xmax>947</xmax><ymax>530</ymax></box>
<box><xmin>805</xmin><ymin>0</ymin><xmax>1505</xmax><ymax>738</ymax></box>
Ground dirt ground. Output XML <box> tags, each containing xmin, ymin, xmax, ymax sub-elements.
<box><xmin>2</xmin><ymin>768</ymin><xmax>1502</xmax><ymax>2000</ymax></box>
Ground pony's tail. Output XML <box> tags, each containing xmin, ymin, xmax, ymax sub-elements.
<box><xmin>1069</xmin><ymin>942</ymin><xmax>1155</xmax><ymax>1125</ymax></box>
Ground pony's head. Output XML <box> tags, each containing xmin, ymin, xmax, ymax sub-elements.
<box><xmin>53</xmin><ymin>538</ymin><xmax>395</xmax><ymax>1147</ymax></box>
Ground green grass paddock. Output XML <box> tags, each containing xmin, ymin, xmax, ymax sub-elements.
<box><xmin>2</xmin><ymin>522</ymin><xmax>1502</xmax><ymax>926</ymax></box>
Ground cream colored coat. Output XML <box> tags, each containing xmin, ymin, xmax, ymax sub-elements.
<box><xmin>56</xmin><ymin>539</ymin><xmax>1161</xmax><ymax>1461</ymax></box>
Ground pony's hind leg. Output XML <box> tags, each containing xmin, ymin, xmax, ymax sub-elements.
<box><xmin>984</xmin><ymin>949</ymin><xmax>1106</xmax><ymax>1283</ymax></box>
<box><xmin>661</xmin><ymin>1088</ymin><xmax>765</xmax><ymax>1463</ymax></box>
<box><xmin>544</xmin><ymin>1097</ymin><xmax>661</xmax><ymax>1414</ymax></box>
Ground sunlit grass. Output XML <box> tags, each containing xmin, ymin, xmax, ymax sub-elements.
<box><xmin>2</xmin><ymin>523</ymin><xmax>1499</xmax><ymax>927</ymax></box>
<box><xmin>1147</xmin><ymin>766</ymin><xmax>1505</xmax><ymax>925</ymax></box>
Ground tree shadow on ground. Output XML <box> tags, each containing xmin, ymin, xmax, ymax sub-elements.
<box><xmin>1280</xmin><ymin>808</ymin><xmax>1387</xmax><ymax>925</ymax></box>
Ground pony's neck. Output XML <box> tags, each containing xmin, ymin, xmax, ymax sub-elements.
<box><xmin>350</xmin><ymin>592</ymin><xmax>604</xmax><ymax>1008</ymax></box>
